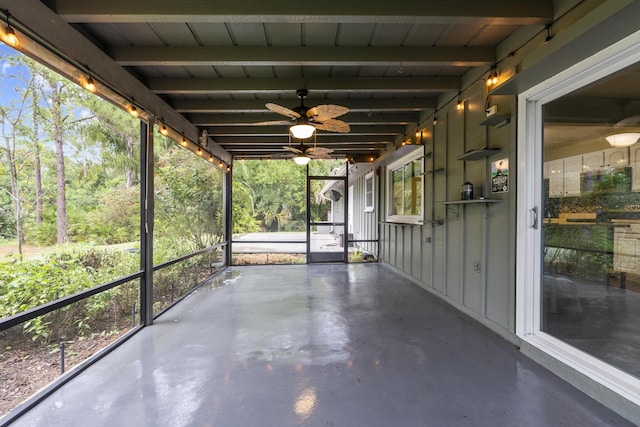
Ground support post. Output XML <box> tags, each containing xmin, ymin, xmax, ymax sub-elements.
<box><xmin>224</xmin><ymin>160</ymin><xmax>233</xmax><ymax>265</ymax></box>
<box><xmin>140</xmin><ymin>121</ymin><xmax>154</xmax><ymax>326</ymax></box>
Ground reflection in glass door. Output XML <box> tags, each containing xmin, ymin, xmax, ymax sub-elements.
<box><xmin>308</xmin><ymin>175</ymin><xmax>348</xmax><ymax>263</ymax></box>
<box><xmin>541</xmin><ymin>61</ymin><xmax>640</xmax><ymax>379</ymax></box>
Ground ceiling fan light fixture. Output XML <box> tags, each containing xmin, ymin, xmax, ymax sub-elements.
<box><xmin>606</xmin><ymin>132</ymin><xmax>640</xmax><ymax>147</ymax></box>
<box><xmin>290</xmin><ymin>123</ymin><xmax>315</xmax><ymax>139</ymax></box>
<box><xmin>293</xmin><ymin>155</ymin><xmax>311</xmax><ymax>165</ymax></box>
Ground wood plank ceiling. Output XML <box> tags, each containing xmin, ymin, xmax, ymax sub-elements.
<box><xmin>43</xmin><ymin>0</ymin><xmax>552</xmax><ymax>161</ymax></box>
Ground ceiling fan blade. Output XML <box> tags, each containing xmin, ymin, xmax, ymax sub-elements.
<box><xmin>307</xmin><ymin>146</ymin><xmax>333</xmax><ymax>154</ymax></box>
<box><xmin>250</xmin><ymin>120</ymin><xmax>292</xmax><ymax>126</ymax></box>
<box><xmin>282</xmin><ymin>146</ymin><xmax>303</xmax><ymax>154</ymax></box>
<box><xmin>614</xmin><ymin>115</ymin><xmax>640</xmax><ymax>128</ymax></box>
<box><xmin>307</xmin><ymin>104</ymin><xmax>349</xmax><ymax>120</ymax></box>
<box><xmin>314</xmin><ymin>119</ymin><xmax>350</xmax><ymax>133</ymax></box>
<box><xmin>266</xmin><ymin>102</ymin><xmax>301</xmax><ymax>119</ymax></box>
<box><xmin>308</xmin><ymin>152</ymin><xmax>332</xmax><ymax>159</ymax></box>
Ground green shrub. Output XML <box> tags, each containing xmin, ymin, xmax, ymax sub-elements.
<box><xmin>0</xmin><ymin>245</ymin><xmax>140</xmax><ymax>343</ymax></box>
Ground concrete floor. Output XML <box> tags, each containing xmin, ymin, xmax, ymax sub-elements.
<box><xmin>9</xmin><ymin>264</ymin><xmax>634</xmax><ymax>426</ymax></box>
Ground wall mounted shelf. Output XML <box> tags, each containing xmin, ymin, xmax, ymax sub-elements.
<box><xmin>437</xmin><ymin>199</ymin><xmax>502</xmax><ymax>205</ymax></box>
<box><xmin>457</xmin><ymin>148</ymin><xmax>500</xmax><ymax>161</ymax></box>
<box><xmin>422</xmin><ymin>167</ymin><xmax>445</xmax><ymax>175</ymax></box>
<box><xmin>480</xmin><ymin>114</ymin><xmax>510</xmax><ymax>127</ymax></box>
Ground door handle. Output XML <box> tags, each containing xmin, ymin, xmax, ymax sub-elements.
<box><xmin>531</xmin><ymin>206</ymin><xmax>539</xmax><ymax>230</ymax></box>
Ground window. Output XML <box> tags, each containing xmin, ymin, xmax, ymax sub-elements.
<box><xmin>386</xmin><ymin>147</ymin><xmax>423</xmax><ymax>224</ymax></box>
<box><xmin>364</xmin><ymin>171</ymin><xmax>375</xmax><ymax>212</ymax></box>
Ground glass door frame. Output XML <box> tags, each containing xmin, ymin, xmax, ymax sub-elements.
<box><xmin>516</xmin><ymin>29</ymin><xmax>640</xmax><ymax>403</ymax></box>
<box><xmin>307</xmin><ymin>169</ymin><xmax>349</xmax><ymax>263</ymax></box>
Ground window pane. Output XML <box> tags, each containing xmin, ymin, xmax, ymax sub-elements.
<box><xmin>392</xmin><ymin>168</ymin><xmax>404</xmax><ymax>215</ymax></box>
<box><xmin>541</xmin><ymin>60</ymin><xmax>640</xmax><ymax>379</ymax></box>
<box><xmin>365</xmin><ymin>174</ymin><xmax>374</xmax><ymax>209</ymax></box>
<box><xmin>409</xmin><ymin>159</ymin><xmax>422</xmax><ymax>215</ymax></box>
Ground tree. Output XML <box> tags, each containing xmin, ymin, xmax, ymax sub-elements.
<box><xmin>30</xmin><ymin>77</ymin><xmax>44</xmax><ymax>224</ymax></box>
<box><xmin>155</xmin><ymin>147</ymin><xmax>224</xmax><ymax>250</ymax></box>
<box><xmin>81</xmin><ymin>97</ymin><xmax>139</xmax><ymax>188</ymax></box>
<box><xmin>0</xmin><ymin>75</ymin><xmax>32</xmax><ymax>252</ymax></box>
<box><xmin>33</xmin><ymin>65</ymin><xmax>77</xmax><ymax>244</ymax></box>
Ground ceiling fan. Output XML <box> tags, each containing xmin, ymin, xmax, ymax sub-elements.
<box><xmin>256</xmin><ymin>89</ymin><xmax>350</xmax><ymax>138</ymax></box>
<box><xmin>283</xmin><ymin>143</ymin><xmax>334</xmax><ymax>165</ymax></box>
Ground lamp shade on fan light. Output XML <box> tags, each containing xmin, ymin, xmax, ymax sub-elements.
<box><xmin>293</xmin><ymin>155</ymin><xmax>311</xmax><ymax>165</ymax></box>
<box><xmin>606</xmin><ymin>132</ymin><xmax>640</xmax><ymax>147</ymax></box>
<box><xmin>290</xmin><ymin>123</ymin><xmax>315</xmax><ymax>139</ymax></box>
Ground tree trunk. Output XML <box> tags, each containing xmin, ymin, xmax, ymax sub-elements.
<box><xmin>32</xmin><ymin>94</ymin><xmax>43</xmax><ymax>224</ymax></box>
<box><xmin>125</xmin><ymin>135</ymin><xmax>137</xmax><ymax>188</ymax></box>
<box><xmin>52</xmin><ymin>85</ymin><xmax>69</xmax><ymax>244</ymax></box>
<box><xmin>3</xmin><ymin>135</ymin><xmax>23</xmax><ymax>252</ymax></box>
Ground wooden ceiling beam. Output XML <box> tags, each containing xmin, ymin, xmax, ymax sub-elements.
<box><xmin>149</xmin><ymin>77</ymin><xmax>459</xmax><ymax>94</ymax></box>
<box><xmin>52</xmin><ymin>0</ymin><xmax>551</xmax><ymax>25</ymax></box>
<box><xmin>113</xmin><ymin>46</ymin><xmax>494</xmax><ymax>67</ymax></box>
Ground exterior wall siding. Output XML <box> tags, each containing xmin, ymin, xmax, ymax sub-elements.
<box><xmin>364</xmin><ymin>80</ymin><xmax>515</xmax><ymax>338</ymax></box>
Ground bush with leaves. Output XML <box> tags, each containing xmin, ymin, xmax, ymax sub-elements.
<box><xmin>0</xmin><ymin>245</ymin><xmax>139</xmax><ymax>343</ymax></box>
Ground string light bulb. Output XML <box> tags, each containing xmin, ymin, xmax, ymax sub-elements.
<box><xmin>197</xmin><ymin>147</ymin><xmax>202</xmax><ymax>155</ymax></box>
<box><xmin>160</xmin><ymin>124</ymin><xmax>169</xmax><ymax>136</ymax></box>
<box><xmin>218</xmin><ymin>160</ymin><xmax>224</xmax><ymax>168</ymax></box>
<box><xmin>486</xmin><ymin>68</ymin><xmax>499</xmax><ymax>87</ymax></box>
<box><xmin>456</xmin><ymin>99</ymin><xmax>463</xmax><ymax>111</ymax></box>
<box><xmin>129</xmin><ymin>104</ymin><xmax>139</xmax><ymax>118</ymax></box>
<box><xmin>180</xmin><ymin>137</ymin><xmax>187</xmax><ymax>146</ymax></box>
<box><xmin>3</xmin><ymin>23</ymin><xmax>18</xmax><ymax>47</ymax></box>
<box><xmin>209</xmin><ymin>155</ymin><xmax>214</xmax><ymax>162</ymax></box>
<box><xmin>433</xmin><ymin>116</ymin><xmax>438</xmax><ymax>126</ymax></box>
<box><xmin>84</xmin><ymin>76</ymin><xmax>96</xmax><ymax>93</ymax></box>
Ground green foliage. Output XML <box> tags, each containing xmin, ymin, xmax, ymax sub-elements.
<box><xmin>152</xmin><ymin>237</ymin><xmax>221</xmax><ymax>312</ymax></box>
<box><xmin>0</xmin><ymin>245</ymin><xmax>139</xmax><ymax>343</ymax></box>
<box><xmin>155</xmin><ymin>148</ymin><xmax>224</xmax><ymax>251</ymax></box>
<box><xmin>82</xmin><ymin>188</ymin><xmax>140</xmax><ymax>244</ymax></box>
<box><xmin>232</xmin><ymin>159</ymin><xmax>344</xmax><ymax>233</ymax></box>
<box><xmin>232</xmin><ymin>179</ymin><xmax>260</xmax><ymax>233</ymax></box>
<box><xmin>0</xmin><ymin>207</ymin><xmax>16</xmax><ymax>239</ymax></box>
<box><xmin>26</xmin><ymin>217</ymin><xmax>57</xmax><ymax>245</ymax></box>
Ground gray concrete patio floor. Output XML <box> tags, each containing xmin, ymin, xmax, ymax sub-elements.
<box><xmin>9</xmin><ymin>264</ymin><xmax>634</xmax><ymax>426</ymax></box>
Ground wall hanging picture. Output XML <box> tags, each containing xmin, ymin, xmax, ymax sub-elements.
<box><xmin>491</xmin><ymin>158</ymin><xmax>509</xmax><ymax>193</ymax></box>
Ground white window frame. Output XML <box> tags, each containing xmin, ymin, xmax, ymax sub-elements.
<box><xmin>517</xmin><ymin>29</ymin><xmax>640</xmax><ymax>405</ymax></box>
<box><xmin>364</xmin><ymin>171</ymin><xmax>375</xmax><ymax>212</ymax></box>
<box><xmin>386</xmin><ymin>146</ymin><xmax>424</xmax><ymax>224</ymax></box>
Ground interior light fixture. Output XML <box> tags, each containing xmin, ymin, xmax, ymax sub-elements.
<box><xmin>218</xmin><ymin>160</ymin><xmax>224</xmax><ymax>168</ymax></box>
<box><xmin>180</xmin><ymin>137</ymin><xmax>187</xmax><ymax>146</ymax></box>
<box><xmin>197</xmin><ymin>147</ymin><xmax>202</xmax><ymax>155</ymax></box>
<box><xmin>456</xmin><ymin>97</ymin><xmax>464</xmax><ymax>111</ymax></box>
<box><xmin>293</xmin><ymin>155</ymin><xmax>311</xmax><ymax>165</ymax></box>
<box><xmin>290</xmin><ymin>119</ymin><xmax>315</xmax><ymax>139</ymax></box>
<box><xmin>160</xmin><ymin>124</ymin><xmax>169</xmax><ymax>136</ymax></box>
<box><xmin>209</xmin><ymin>155</ymin><xmax>214</xmax><ymax>162</ymax></box>
<box><xmin>433</xmin><ymin>116</ymin><xmax>438</xmax><ymax>126</ymax></box>
<box><xmin>129</xmin><ymin>104</ymin><xmax>139</xmax><ymax>118</ymax></box>
<box><xmin>606</xmin><ymin>133</ymin><xmax>640</xmax><ymax>147</ymax></box>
